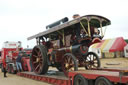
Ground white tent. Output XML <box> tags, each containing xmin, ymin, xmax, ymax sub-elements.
<box><xmin>124</xmin><ymin>44</ymin><xmax>128</xmax><ymax>57</ymax></box>
<box><xmin>89</xmin><ymin>44</ymin><xmax>102</xmax><ymax>58</ymax></box>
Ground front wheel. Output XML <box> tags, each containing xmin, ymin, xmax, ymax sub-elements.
<box><xmin>84</xmin><ymin>52</ymin><xmax>100</xmax><ymax>69</ymax></box>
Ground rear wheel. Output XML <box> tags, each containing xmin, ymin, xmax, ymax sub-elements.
<box><xmin>95</xmin><ymin>77</ymin><xmax>113</xmax><ymax>85</ymax></box>
<box><xmin>31</xmin><ymin>45</ymin><xmax>49</xmax><ymax>74</ymax></box>
<box><xmin>74</xmin><ymin>74</ymin><xmax>88</xmax><ymax>85</ymax></box>
<box><xmin>61</xmin><ymin>53</ymin><xmax>78</xmax><ymax>76</ymax></box>
<box><xmin>84</xmin><ymin>52</ymin><xmax>100</xmax><ymax>69</ymax></box>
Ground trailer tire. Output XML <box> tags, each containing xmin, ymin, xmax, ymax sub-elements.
<box><xmin>74</xmin><ymin>74</ymin><xmax>88</xmax><ymax>85</ymax></box>
<box><xmin>95</xmin><ymin>77</ymin><xmax>113</xmax><ymax>85</ymax></box>
<box><xmin>7</xmin><ymin>65</ymin><xmax>11</xmax><ymax>73</ymax></box>
<box><xmin>10</xmin><ymin>65</ymin><xmax>16</xmax><ymax>74</ymax></box>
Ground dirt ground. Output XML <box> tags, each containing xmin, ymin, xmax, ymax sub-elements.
<box><xmin>100</xmin><ymin>57</ymin><xmax>128</xmax><ymax>68</ymax></box>
<box><xmin>0</xmin><ymin>58</ymin><xmax>128</xmax><ymax>85</ymax></box>
<box><xmin>0</xmin><ymin>70</ymin><xmax>51</xmax><ymax>85</ymax></box>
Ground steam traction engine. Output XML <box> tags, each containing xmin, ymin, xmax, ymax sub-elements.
<box><xmin>28</xmin><ymin>15</ymin><xmax>111</xmax><ymax>76</ymax></box>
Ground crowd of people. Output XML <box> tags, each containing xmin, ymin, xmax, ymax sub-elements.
<box><xmin>2</xmin><ymin>52</ymin><xmax>23</xmax><ymax>78</ymax></box>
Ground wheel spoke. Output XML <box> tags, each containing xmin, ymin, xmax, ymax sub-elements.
<box><xmin>92</xmin><ymin>58</ymin><xmax>97</xmax><ymax>62</ymax></box>
<box><xmin>92</xmin><ymin>64</ymin><xmax>97</xmax><ymax>68</ymax></box>
<box><xmin>38</xmin><ymin>51</ymin><xmax>42</xmax><ymax>58</ymax></box>
<box><xmin>89</xmin><ymin>55</ymin><xmax>91</xmax><ymax>60</ymax></box>
<box><xmin>92</xmin><ymin>55</ymin><xmax>94</xmax><ymax>60</ymax></box>
<box><xmin>65</xmin><ymin>56</ymin><xmax>68</xmax><ymax>63</ymax></box>
<box><xmin>88</xmin><ymin>65</ymin><xmax>91</xmax><ymax>69</ymax></box>
<box><xmin>68</xmin><ymin>64</ymin><xmax>74</xmax><ymax>69</ymax></box>
<box><xmin>35</xmin><ymin>48</ymin><xmax>39</xmax><ymax>54</ymax></box>
<box><xmin>35</xmin><ymin>64</ymin><xmax>40</xmax><ymax>71</ymax></box>
<box><xmin>94</xmin><ymin>61</ymin><xmax>98</xmax><ymax>64</ymax></box>
<box><xmin>40</xmin><ymin>58</ymin><xmax>43</xmax><ymax>62</ymax></box>
<box><xmin>69</xmin><ymin>67</ymin><xmax>74</xmax><ymax>71</ymax></box>
<box><xmin>68</xmin><ymin>57</ymin><xmax>71</xmax><ymax>63</ymax></box>
<box><xmin>87</xmin><ymin>56</ymin><xmax>90</xmax><ymax>61</ymax></box>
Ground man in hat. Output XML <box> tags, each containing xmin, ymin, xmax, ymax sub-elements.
<box><xmin>72</xmin><ymin>14</ymin><xmax>81</xmax><ymax>41</ymax></box>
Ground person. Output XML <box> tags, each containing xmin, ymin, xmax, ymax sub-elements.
<box><xmin>93</xmin><ymin>28</ymin><xmax>101</xmax><ymax>38</ymax></box>
<box><xmin>94</xmin><ymin>28</ymin><xmax>99</xmax><ymax>35</ymax></box>
<box><xmin>2</xmin><ymin>58</ymin><xmax>7</xmax><ymax>77</ymax></box>
<box><xmin>29</xmin><ymin>54</ymin><xmax>33</xmax><ymax>72</ymax></box>
<box><xmin>16</xmin><ymin>52</ymin><xmax>23</xmax><ymax>72</ymax></box>
<box><xmin>72</xmin><ymin>14</ymin><xmax>81</xmax><ymax>41</ymax></box>
<box><xmin>72</xmin><ymin>14</ymin><xmax>80</xmax><ymax>19</ymax></box>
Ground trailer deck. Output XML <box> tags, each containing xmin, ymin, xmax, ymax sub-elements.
<box><xmin>17</xmin><ymin>68</ymin><xmax>128</xmax><ymax>85</ymax></box>
<box><xmin>17</xmin><ymin>71</ymin><xmax>70</xmax><ymax>85</ymax></box>
<box><xmin>69</xmin><ymin>70</ymin><xmax>128</xmax><ymax>84</ymax></box>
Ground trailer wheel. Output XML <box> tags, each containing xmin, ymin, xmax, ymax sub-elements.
<box><xmin>84</xmin><ymin>52</ymin><xmax>100</xmax><ymax>69</ymax></box>
<box><xmin>95</xmin><ymin>77</ymin><xmax>113</xmax><ymax>85</ymax></box>
<box><xmin>61</xmin><ymin>53</ymin><xmax>78</xmax><ymax>76</ymax></box>
<box><xmin>32</xmin><ymin>45</ymin><xmax>49</xmax><ymax>74</ymax></box>
<box><xmin>74</xmin><ymin>74</ymin><xmax>88</xmax><ymax>85</ymax></box>
<box><xmin>7</xmin><ymin>65</ymin><xmax>11</xmax><ymax>73</ymax></box>
<box><xmin>10</xmin><ymin>65</ymin><xmax>16</xmax><ymax>74</ymax></box>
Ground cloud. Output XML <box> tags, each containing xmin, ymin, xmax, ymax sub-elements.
<box><xmin>0</xmin><ymin>0</ymin><xmax>128</xmax><ymax>48</ymax></box>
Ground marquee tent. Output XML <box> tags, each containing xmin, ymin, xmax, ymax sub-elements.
<box><xmin>90</xmin><ymin>37</ymin><xmax>127</xmax><ymax>58</ymax></box>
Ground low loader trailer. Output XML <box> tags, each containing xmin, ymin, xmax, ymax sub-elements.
<box><xmin>17</xmin><ymin>67</ymin><xmax>128</xmax><ymax>85</ymax></box>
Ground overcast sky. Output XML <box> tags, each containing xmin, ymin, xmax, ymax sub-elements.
<box><xmin>0</xmin><ymin>0</ymin><xmax>128</xmax><ymax>48</ymax></box>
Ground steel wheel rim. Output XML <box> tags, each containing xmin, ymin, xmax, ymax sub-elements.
<box><xmin>85</xmin><ymin>53</ymin><xmax>99</xmax><ymax>69</ymax></box>
<box><xmin>62</xmin><ymin>54</ymin><xmax>75</xmax><ymax>75</ymax></box>
<box><xmin>32</xmin><ymin>47</ymin><xmax>43</xmax><ymax>73</ymax></box>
